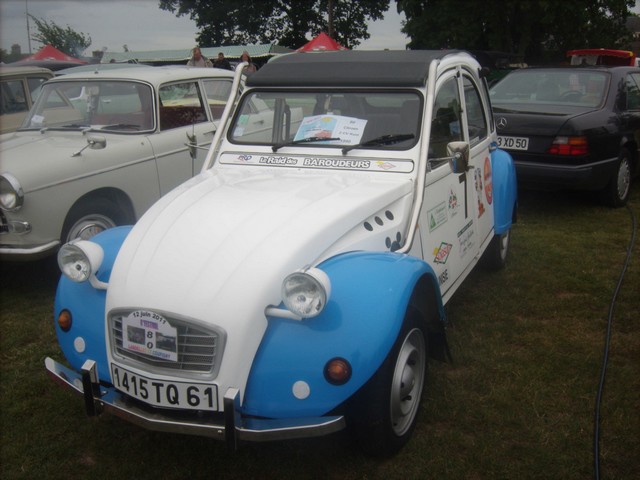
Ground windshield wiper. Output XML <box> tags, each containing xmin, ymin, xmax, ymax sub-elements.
<box><xmin>100</xmin><ymin>123</ymin><xmax>142</xmax><ymax>131</ymax></box>
<box><xmin>341</xmin><ymin>133</ymin><xmax>415</xmax><ymax>154</ymax></box>
<box><xmin>272</xmin><ymin>136</ymin><xmax>342</xmax><ymax>152</ymax></box>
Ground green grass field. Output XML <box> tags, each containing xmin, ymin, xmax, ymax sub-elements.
<box><xmin>1</xmin><ymin>184</ymin><xmax>638</xmax><ymax>480</ymax></box>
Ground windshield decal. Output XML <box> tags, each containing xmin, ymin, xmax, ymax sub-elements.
<box><xmin>294</xmin><ymin>115</ymin><xmax>368</xmax><ymax>145</ymax></box>
<box><xmin>219</xmin><ymin>153</ymin><xmax>414</xmax><ymax>173</ymax></box>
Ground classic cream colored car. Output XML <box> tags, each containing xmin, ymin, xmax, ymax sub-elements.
<box><xmin>0</xmin><ymin>65</ymin><xmax>53</xmax><ymax>134</ymax></box>
<box><xmin>0</xmin><ymin>66</ymin><xmax>236</xmax><ymax>260</ymax></box>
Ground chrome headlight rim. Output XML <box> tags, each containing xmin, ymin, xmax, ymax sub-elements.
<box><xmin>0</xmin><ymin>173</ymin><xmax>24</xmax><ymax>212</ymax></box>
<box><xmin>281</xmin><ymin>267</ymin><xmax>331</xmax><ymax>319</ymax></box>
<box><xmin>57</xmin><ymin>240</ymin><xmax>104</xmax><ymax>284</ymax></box>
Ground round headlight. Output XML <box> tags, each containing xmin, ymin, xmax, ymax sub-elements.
<box><xmin>57</xmin><ymin>241</ymin><xmax>104</xmax><ymax>283</ymax></box>
<box><xmin>0</xmin><ymin>174</ymin><xmax>24</xmax><ymax>211</ymax></box>
<box><xmin>281</xmin><ymin>268</ymin><xmax>331</xmax><ymax>318</ymax></box>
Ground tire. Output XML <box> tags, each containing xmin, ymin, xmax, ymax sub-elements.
<box><xmin>601</xmin><ymin>149</ymin><xmax>632</xmax><ymax>208</ymax></box>
<box><xmin>61</xmin><ymin>198</ymin><xmax>127</xmax><ymax>243</ymax></box>
<box><xmin>349</xmin><ymin>309</ymin><xmax>427</xmax><ymax>457</ymax></box>
<box><xmin>480</xmin><ymin>230</ymin><xmax>510</xmax><ymax>271</ymax></box>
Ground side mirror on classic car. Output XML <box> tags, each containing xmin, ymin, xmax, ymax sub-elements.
<box><xmin>447</xmin><ymin>141</ymin><xmax>470</xmax><ymax>174</ymax></box>
<box><xmin>71</xmin><ymin>135</ymin><xmax>106</xmax><ymax>157</ymax></box>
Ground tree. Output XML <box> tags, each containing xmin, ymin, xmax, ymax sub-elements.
<box><xmin>158</xmin><ymin>0</ymin><xmax>389</xmax><ymax>49</ymax></box>
<box><xmin>396</xmin><ymin>0</ymin><xmax>635</xmax><ymax>64</ymax></box>
<box><xmin>29</xmin><ymin>15</ymin><xmax>91</xmax><ymax>57</ymax></box>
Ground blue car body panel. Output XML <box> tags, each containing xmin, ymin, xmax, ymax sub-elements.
<box><xmin>54</xmin><ymin>226</ymin><xmax>132</xmax><ymax>382</ymax></box>
<box><xmin>242</xmin><ymin>251</ymin><xmax>442</xmax><ymax>418</ymax></box>
<box><xmin>491</xmin><ymin>147</ymin><xmax>518</xmax><ymax>234</ymax></box>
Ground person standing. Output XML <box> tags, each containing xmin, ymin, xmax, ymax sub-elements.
<box><xmin>187</xmin><ymin>47</ymin><xmax>212</xmax><ymax>68</ymax></box>
<box><xmin>240</xmin><ymin>50</ymin><xmax>257</xmax><ymax>73</ymax></box>
<box><xmin>213</xmin><ymin>52</ymin><xmax>232</xmax><ymax>70</ymax></box>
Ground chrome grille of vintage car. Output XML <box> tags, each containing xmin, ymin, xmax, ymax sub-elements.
<box><xmin>109</xmin><ymin>311</ymin><xmax>224</xmax><ymax>377</ymax></box>
<box><xmin>0</xmin><ymin>211</ymin><xmax>8</xmax><ymax>234</ymax></box>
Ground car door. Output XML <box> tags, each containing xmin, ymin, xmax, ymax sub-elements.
<box><xmin>420</xmin><ymin>72</ymin><xmax>480</xmax><ymax>302</ymax></box>
<box><xmin>459</xmin><ymin>72</ymin><xmax>495</xmax><ymax>249</ymax></box>
<box><xmin>149</xmin><ymin>80</ymin><xmax>216</xmax><ymax>195</ymax></box>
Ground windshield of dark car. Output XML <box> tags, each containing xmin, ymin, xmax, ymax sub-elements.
<box><xmin>20</xmin><ymin>80</ymin><xmax>154</xmax><ymax>132</ymax></box>
<box><xmin>490</xmin><ymin>70</ymin><xmax>609</xmax><ymax>108</ymax></box>
<box><xmin>229</xmin><ymin>91</ymin><xmax>422</xmax><ymax>150</ymax></box>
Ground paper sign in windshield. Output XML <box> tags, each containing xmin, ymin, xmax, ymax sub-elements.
<box><xmin>122</xmin><ymin>310</ymin><xmax>178</xmax><ymax>362</ymax></box>
<box><xmin>294</xmin><ymin>115</ymin><xmax>367</xmax><ymax>145</ymax></box>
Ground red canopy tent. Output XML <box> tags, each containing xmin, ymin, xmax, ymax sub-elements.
<box><xmin>18</xmin><ymin>44</ymin><xmax>86</xmax><ymax>64</ymax></box>
<box><xmin>296</xmin><ymin>32</ymin><xmax>348</xmax><ymax>52</ymax></box>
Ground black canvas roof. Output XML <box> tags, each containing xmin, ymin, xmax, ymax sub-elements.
<box><xmin>246</xmin><ymin>50</ymin><xmax>464</xmax><ymax>88</ymax></box>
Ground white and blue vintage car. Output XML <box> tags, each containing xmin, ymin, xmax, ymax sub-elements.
<box><xmin>46</xmin><ymin>50</ymin><xmax>517</xmax><ymax>456</ymax></box>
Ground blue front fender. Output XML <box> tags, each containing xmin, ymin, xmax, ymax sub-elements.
<box><xmin>242</xmin><ymin>251</ymin><xmax>443</xmax><ymax>418</ymax></box>
<box><xmin>491</xmin><ymin>147</ymin><xmax>518</xmax><ymax>234</ymax></box>
<box><xmin>54</xmin><ymin>226</ymin><xmax>132</xmax><ymax>382</ymax></box>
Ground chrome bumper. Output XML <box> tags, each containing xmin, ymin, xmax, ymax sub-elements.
<box><xmin>44</xmin><ymin>357</ymin><xmax>345</xmax><ymax>450</ymax></box>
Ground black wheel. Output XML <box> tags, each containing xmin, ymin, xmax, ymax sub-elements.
<box><xmin>62</xmin><ymin>198</ymin><xmax>128</xmax><ymax>243</ymax></box>
<box><xmin>600</xmin><ymin>149</ymin><xmax>632</xmax><ymax>208</ymax></box>
<box><xmin>349</xmin><ymin>309</ymin><xmax>427</xmax><ymax>457</ymax></box>
<box><xmin>480</xmin><ymin>230</ymin><xmax>510</xmax><ymax>271</ymax></box>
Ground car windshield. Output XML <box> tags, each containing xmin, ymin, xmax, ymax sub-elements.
<box><xmin>20</xmin><ymin>80</ymin><xmax>154</xmax><ymax>132</ymax></box>
<box><xmin>490</xmin><ymin>70</ymin><xmax>609</xmax><ymax>108</ymax></box>
<box><xmin>229</xmin><ymin>91</ymin><xmax>422</xmax><ymax>151</ymax></box>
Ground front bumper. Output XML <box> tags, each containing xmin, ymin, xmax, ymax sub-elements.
<box><xmin>45</xmin><ymin>357</ymin><xmax>345</xmax><ymax>450</ymax></box>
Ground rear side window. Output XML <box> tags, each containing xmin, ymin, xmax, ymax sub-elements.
<box><xmin>1</xmin><ymin>79</ymin><xmax>28</xmax><ymax>114</ymax></box>
<box><xmin>462</xmin><ymin>75</ymin><xmax>488</xmax><ymax>146</ymax></box>
<box><xmin>626</xmin><ymin>73</ymin><xmax>640</xmax><ymax>110</ymax></box>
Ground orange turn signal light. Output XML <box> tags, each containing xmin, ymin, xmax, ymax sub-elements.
<box><xmin>324</xmin><ymin>357</ymin><xmax>352</xmax><ymax>385</ymax></box>
<box><xmin>57</xmin><ymin>309</ymin><xmax>72</xmax><ymax>332</ymax></box>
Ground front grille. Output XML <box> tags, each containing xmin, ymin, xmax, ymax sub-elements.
<box><xmin>110</xmin><ymin>310</ymin><xmax>225</xmax><ymax>378</ymax></box>
<box><xmin>0</xmin><ymin>211</ymin><xmax>8</xmax><ymax>234</ymax></box>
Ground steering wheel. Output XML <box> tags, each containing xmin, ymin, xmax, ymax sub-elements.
<box><xmin>559</xmin><ymin>90</ymin><xmax>584</xmax><ymax>101</ymax></box>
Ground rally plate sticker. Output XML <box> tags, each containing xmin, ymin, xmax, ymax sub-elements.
<box><xmin>122</xmin><ymin>310</ymin><xmax>178</xmax><ymax>362</ymax></box>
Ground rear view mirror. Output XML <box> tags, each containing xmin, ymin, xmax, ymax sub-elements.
<box><xmin>447</xmin><ymin>141</ymin><xmax>470</xmax><ymax>174</ymax></box>
<box><xmin>72</xmin><ymin>135</ymin><xmax>107</xmax><ymax>157</ymax></box>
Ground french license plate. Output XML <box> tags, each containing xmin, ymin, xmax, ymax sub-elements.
<box><xmin>111</xmin><ymin>364</ymin><xmax>218</xmax><ymax>411</ymax></box>
<box><xmin>497</xmin><ymin>136</ymin><xmax>529</xmax><ymax>151</ymax></box>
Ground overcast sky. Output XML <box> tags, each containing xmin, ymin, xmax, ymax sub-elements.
<box><xmin>0</xmin><ymin>0</ymin><xmax>408</xmax><ymax>55</ymax></box>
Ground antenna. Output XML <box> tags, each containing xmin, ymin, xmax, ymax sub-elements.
<box><xmin>26</xmin><ymin>0</ymin><xmax>32</xmax><ymax>54</ymax></box>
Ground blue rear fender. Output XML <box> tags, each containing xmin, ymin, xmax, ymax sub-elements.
<box><xmin>242</xmin><ymin>251</ymin><xmax>444</xmax><ymax>419</ymax></box>
<box><xmin>490</xmin><ymin>147</ymin><xmax>518</xmax><ymax>234</ymax></box>
<box><xmin>54</xmin><ymin>226</ymin><xmax>132</xmax><ymax>382</ymax></box>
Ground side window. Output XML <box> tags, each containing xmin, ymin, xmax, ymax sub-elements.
<box><xmin>202</xmin><ymin>79</ymin><xmax>232</xmax><ymax>120</ymax></box>
<box><xmin>462</xmin><ymin>76</ymin><xmax>488</xmax><ymax>146</ymax></box>
<box><xmin>26</xmin><ymin>76</ymin><xmax>50</xmax><ymax>103</ymax></box>
<box><xmin>1</xmin><ymin>79</ymin><xmax>29</xmax><ymax>114</ymax></box>
<box><xmin>159</xmin><ymin>82</ymin><xmax>207</xmax><ymax>130</ymax></box>
<box><xmin>626</xmin><ymin>73</ymin><xmax>640</xmax><ymax>110</ymax></box>
<box><xmin>430</xmin><ymin>77</ymin><xmax>462</xmax><ymax>159</ymax></box>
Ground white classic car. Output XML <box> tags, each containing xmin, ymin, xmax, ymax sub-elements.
<box><xmin>46</xmin><ymin>51</ymin><xmax>518</xmax><ymax>456</ymax></box>
<box><xmin>0</xmin><ymin>66</ymin><xmax>235</xmax><ymax>260</ymax></box>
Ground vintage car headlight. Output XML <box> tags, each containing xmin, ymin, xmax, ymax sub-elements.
<box><xmin>58</xmin><ymin>241</ymin><xmax>104</xmax><ymax>284</ymax></box>
<box><xmin>0</xmin><ymin>173</ymin><xmax>24</xmax><ymax>211</ymax></box>
<box><xmin>281</xmin><ymin>267</ymin><xmax>331</xmax><ymax>318</ymax></box>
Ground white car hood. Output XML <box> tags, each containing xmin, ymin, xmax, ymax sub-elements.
<box><xmin>0</xmin><ymin>131</ymin><xmax>149</xmax><ymax>191</ymax></box>
<box><xmin>106</xmin><ymin>167</ymin><xmax>413</xmax><ymax>396</ymax></box>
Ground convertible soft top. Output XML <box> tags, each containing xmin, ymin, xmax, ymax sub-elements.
<box><xmin>246</xmin><ymin>50</ymin><xmax>464</xmax><ymax>88</ymax></box>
